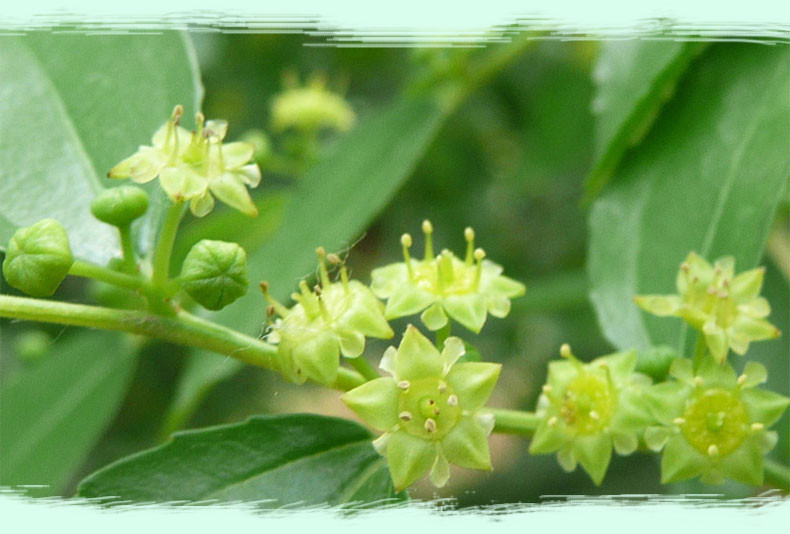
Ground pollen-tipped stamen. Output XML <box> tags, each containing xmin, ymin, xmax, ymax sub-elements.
<box><xmin>422</xmin><ymin>219</ymin><xmax>434</xmax><ymax>261</ymax></box>
<box><xmin>438</xmin><ymin>249</ymin><xmax>455</xmax><ymax>290</ymax></box>
<box><xmin>472</xmin><ymin>248</ymin><xmax>485</xmax><ymax>290</ymax></box>
<box><xmin>316</xmin><ymin>247</ymin><xmax>331</xmax><ymax>287</ymax></box>
<box><xmin>298</xmin><ymin>280</ymin><xmax>320</xmax><ymax>319</ymax></box>
<box><xmin>401</xmin><ymin>233</ymin><xmax>415</xmax><ymax>280</ymax></box>
<box><xmin>464</xmin><ymin>227</ymin><xmax>475</xmax><ymax>265</ymax></box>
<box><xmin>260</xmin><ymin>281</ymin><xmax>289</xmax><ymax>317</ymax></box>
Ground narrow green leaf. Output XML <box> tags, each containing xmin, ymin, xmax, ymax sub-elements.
<box><xmin>0</xmin><ymin>331</ymin><xmax>137</xmax><ymax>496</ymax></box>
<box><xmin>586</xmin><ymin>40</ymin><xmax>707</xmax><ymax>199</ymax></box>
<box><xmin>588</xmin><ymin>44</ymin><xmax>790</xmax><ymax>354</ymax></box>
<box><xmin>0</xmin><ymin>32</ymin><xmax>202</xmax><ymax>264</ymax></box>
<box><xmin>78</xmin><ymin>414</ymin><xmax>404</xmax><ymax>507</ymax></box>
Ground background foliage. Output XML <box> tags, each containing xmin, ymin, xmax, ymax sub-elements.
<box><xmin>1</xmin><ymin>31</ymin><xmax>787</xmax><ymax>505</ymax></box>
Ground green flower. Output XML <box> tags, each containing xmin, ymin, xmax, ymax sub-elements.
<box><xmin>371</xmin><ymin>222</ymin><xmax>525</xmax><ymax>333</ymax></box>
<box><xmin>265</xmin><ymin>249</ymin><xmax>393</xmax><ymax>386</ymax></box>
<box><xmin>109</xmin><ymin>107</ymin><xmax>261</xmax><ymax>218</ymax></box>
<box><xmin>342</xmin><ymin>325</ymin><xmax>501</xmax><ymax>491</ymax></box>
<box><xmin>643</xmin><ymin>357</ymin><xmax>788</xmax><ymax>486</ymax></box>
<box><xmin>634</xmin><ymin>252</ymin><xmax>780</xmax><ymax>363</ymax></box>
<box><xmin>529</xmin><ymin>344</ymin><xmax>653</xmax><ymax>485</ymax></box>
<box><xmin>271</xmin><ymin>74</ymin><xmax>355</xmax><ymax>133</ymax></box>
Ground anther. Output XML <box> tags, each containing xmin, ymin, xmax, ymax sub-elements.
<box><xmin>560</xmin><ymin>344</ymin><xmax>572</xmax><ymax>359</ymax></box>
<box><xmin>589</xmin><ymin>410</ymin><xmax>600</xmax><ymax>420</ymax></box>
<box><xmin>424</xmin><ymin>418</ymin><xmax>437</xmax><ymax>433</ymax></box>
<box><xmin>399</xmin><ymin>411</ymin><xmax>413</xmax><ymax>422</ymax></box>
<box><xmin>464</xmin><ymin>227</ymin><xmax>475</xmax><ymax>264</ymax></box>
<box><xmin>438</xmin><ymin>382</ymin><xmax>447</xmax><ymax>394</ymax></box>
<box><xmin>327</xmin><ymin>253</ymin><xmax>341</xmax><ymax>265</ymax></box>
<box><xmin>548</xmin><ymin>416</ymin><xmax>558</xmax><ymax>426</ymax></box>
<box><xmin>751</xmin><ymin>422</ymin><xmax>764</xmax><ymax>432</ymax></box>
<box><xmin>681</xmin><ymin>262</ymin><xmax>690</xmax><ymax>272</ymax></box>
<box><xmin>447</xmin><ymin>395</ymin><xmax>458</xmax><ymax>406</ymax></box>
<box><xmin>707</xmin><ymin>444</ymin><xmax>720</xmax><ymax>458</ymax></box>
<box><xmin>433</xmin><ymin>407</ymin><xmax>441</xmax><ymax>416</ymax></box>
<box><xmin>737</xmin><ymin>375</ymin><xmax>747</xmax><ymax>386</ymax></box>
<box><xmin>316</xmin><ymin>246</ymin><xmax>331</xmax><ymax>287</ymax></box>
<box><xmin>473</xmin><ymin>248</ymin><xmax>485</xmax><ymax>289</ymax></box>
<box><xmin>260</xmin><ymin>281</ymin><xmax>289</xmax><ymax>317</ymax></box>
<box><xmin>401</xmin><ymin>233</ymin><xmax>415</xmax><ymax>280</ymax></box>
<box><xmin>397</xmin><ymin>380</ymin><xmax>411</xmax><ymax>390</ymax></box>
<box><xmin>422</xmin><ymin>220</ymin><xmax>434</xmax><ymax>260</ymax></box>
<box><xmin>694</xmin><ymin>376</ymin><xmax>704</xmax><ymax>387</ymax></box>
<box><xmin>542</xmin><ymin>385</ymin><xmax>553</xmax><ymax>395</ymax></box>
<box><xmin>673</xmin><ymin>417</ymin><xmax>686</xmax><ymax>426</ymax></box>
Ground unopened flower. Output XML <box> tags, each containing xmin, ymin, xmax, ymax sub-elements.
<box><xmin>271</xmin><ymin>74</ymin><xmax>355</xmax><ymax>133</ymax></box>
<box><xmin>634</xmin><ymin>252</ymin><xmax>780</xmax><ymax>363</ymax></box>
<box><xmin>264</xmin><ymin>248</ymin><xmax>393</xmax><ymax>386</ymax></box>
<box><xmin>643</xmin><ymin>357</ymin><xmax>788</xmax><ymax>485</ymax></box>
<box><xmin>342</xmin><ymin>326</ymin><xmax>500</xmax><ymax>491</ymax></box>
<box><xmin>109</xmin><ymin>107</ymin><xmax>261</xmax><ymax>218</ymax></box>
<box><xmin>530</xmin><ymin>344</ymin><xmax>653</xmax><ymax>485</ymax></box>
<box><xmin>371</xmin><ymin>221</ymin><xmax>525</xmax><ymax>333</ymax></box>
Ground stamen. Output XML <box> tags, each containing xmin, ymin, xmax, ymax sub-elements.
<box><xmin>259</xmin><ymin>281</ymin><xmax>289</xmax><ymax>317</ymax></box>
<box><xmin>473</xmin><ymin>248</ymin><xmax>485</xmax><ymax>290</ymax></box>
<box><xmin>401</xmin><ymin>233</ymin><xmax>415</xmax><ymax>280</ymax></box>
<box><xmin>422</xmin><ymin>219</ymin><xmax>434</xmax><ymax>260</ymax></box>
<box><xmin>438</xmin><ymin>382</ymin><xmax>447</xmax><ymax>394</ymax></box>
<box><xmin>399</xmin><ymin>411</ymin><xmax>413</xmax><ymax>422</ymax></box>
<box><xmin>560</xmin><ymin>344</ymin><xmax>573</xmax><ymax>359</ymax></box>
<box><xmin>316</xmin><ymin>292</ymin><xmax>333</xmax><ymax>323</ymax></box>
<box><xmin>751</xmin><ymin>422</ymin><xmax>764</xmax><ymax>432</ymax></box>
<box><xmin>542</xmin><ymin>385</ymin><xmax>553</xmax><ymax>395</ymax></box>
<box><xmin>424</xmin><ymin>418</ymin><xmax>437</xmax><ymax>433</ymax></box>
<box><xmin>447</xmin><ymin>395</ymin><xmax>458</xmax><ymax>407</ymax></box>
<box><xmin>548</xmin><ymin>416</ymin><xmax>558</xmax><ymax>426</ymax></box>
<box><xmin>316</xmin><ymin>247</ymin><xmax>331</xmax><ymax>287</ymax></box>
<box><xmin>339</xmin><ymin>266</ymin><xmax>350</xmax><ymax>293</ymax></box>
<box><xmin>673</xmin><ymin>417</ymin><xmax>686</xmax><ymax>426</ymax></box>
<box><xmin>464</xmin><ymin>227</ymin><xmax>475</xmax><ymax>264</ymax></box>
<box><xmin>397</xmin><ymin>380</ymin><xmax>411</xmax><ymax>390</ymax></box>
<box><xmin>589</xmin><ymin>410</ymin><xmax>600</xmax><ymax>420</ymax></box>
<box><xmin>298</xmin><ymin>280</ymin><xmax>320</xmax><ymax>319</ymax></box>
<box><xmin>439</xmin><ymin>249</ymin><xmax>455</xmax><ymax>286</ymax></box>
<box><xmin>707</xmin><ymin>444</ymin><xmax>719</xmax><ymax>458</ymax></box>
<box><xmin>737</xmin><ymin>375</ymin><xmax>747</xmax><ymax>386</ymax></box>
<box><xmin>681</xmin><ymin>262</ymin><xmax>690</xmax><ymax>272</ymax></box>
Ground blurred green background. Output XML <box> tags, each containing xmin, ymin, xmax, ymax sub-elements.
<box><xmin>1</xmin><ymin>32</ymin><xmax>787</xmax><ymax>505</ymax></box>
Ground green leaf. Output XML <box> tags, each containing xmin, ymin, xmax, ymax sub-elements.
<box><xmin>0</xmin><ymin>331</ymin><xmax>137</xmax><ymax>496</ymax></box>
<box><xmin>586</xmin><ymin>41</ymin><xmax>707</xmax><ymax>199</ymax></box>
<box><xmin>78</xmin><ymin>414</ymin><xmax>404</xmax><ymax>507</ymax></box>
<box><xmin>588</xmin><ymin>44</ymin><xmax>790</xmax><ymax>354</ymax></box>
<box><xmin>0</xmin><ymin>32</ymin><xmax>202</xmax><ymax>264</ymax></box>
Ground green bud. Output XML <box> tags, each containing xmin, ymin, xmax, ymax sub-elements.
<box><xmin>3</xmin><ymin>219</ymin><xmax>74</xmax><ymax>297</ymax></box>
<box><xmin>90</xmin><ymin>186</ymin><xmax>149</xmax><ymax>227</ymax></box>
<box><xmin>179</xmin><ymin>240</ymin><xmax>248</xmax><ymax>311</ymax></box>
<box><xmin>15</xmin><ymin>330</ymin><xmax>52</xmax><ymax>362</ymax></box>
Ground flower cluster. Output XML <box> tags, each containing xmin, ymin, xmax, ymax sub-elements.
<box><xmin>530</xmin><ymin>344</ymin><xmax>652</xmax><ymax>484</ymax></box>
<box><xmin>342</xmin><ymin>326</ymin><xmax>500</xmax><ymax>491</ymax></box>
<box><xmin>264</xmin><ymin>248</ymin><xmax>393</xmax><ymax>386</ymax></box>
<box><xmin>371</xmin><ymin>221</ymin><xmax>525</xmax><ymax>333</ymax></box>
<box><xmin>109</xmin><ymin>106</ymin><xmax>261</xmax><ymax>217</ymax></box>
<box><xmin>271</xmin><ymin>75</ymin><xmax>355</xmax><ymax>134</ymax></box>
<box><xmin>643</xmin><ymin>358</ymin><xmax>788</xmax><ymax>485</ymax></box>
<box><xmin>634</xmin><ymin>252</ymin><xmax>780</xmax><ymax>363</ymax></box>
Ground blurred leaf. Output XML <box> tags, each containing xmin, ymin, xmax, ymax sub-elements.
<box><xmin>0</xmin><ymin>32</ymin><xmax>202</xmax><ymax>264</ymax></box>
<box><xmin>588</xmin><ymin>44</ymin><xmax>789</xmax><ymax>355</ymax></box>
<box><xmin>0</xmin><ymin>331</ymin><xmax>137</xmax><ymax>496</ymax></box>
<box><xmin>586</xmin><ymin>41</ymin><xmax>707</xmax><ymax>199</ymax></box>
<box><xmin>79</xmin><ymin>414</ymin><xmax>404</xmax><ymax>507</ymax></box>
<box><xmin>164</xmin><ymin>94</ymin><xmax>448</xmax><ymax>433</ymax></box>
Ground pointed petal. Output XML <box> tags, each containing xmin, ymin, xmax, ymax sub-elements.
<box><xmin>573</xmin><ymin>434</ymin><xmax>612</xmax><ymax>485</ymax></box>
<box><xmin>660</xmin><ymin>435</ymin><xmax>707</xmax><ymax>484</ymax></box>
<box><xmin>740</xmin><ymin>388</ymin><xmax>790</xmax><ymax>426</ymax></box>
<box><xmin>393</xmin><ymin>325</ymin><xmax>443</xmax><ymax>381</ymax></box>
<box><xmin>669</xmin><ymin>358</ymin><xmax>694</xmax><ymax>384</ymax></box>
<box><xmin>291</xmin><ymin>331</ymin><xmax>340</xmax><ymax>385</ymax></box>
<box><xmin>738</xmin><ymin>297</ymin><xmax>770</xmax><ymax>318</ymax></box>
<box><xmin>487</xmin><ymin>275</ymin><xmax>525</xmax><ymax>298</ymax></box>
<box><xmin>594</xmin><ymin>350</ymin><xmax>637</xmax><ymax>384</ymax></box>
<box><xmin>370</xmin><ymin>263</ymin><xmax>408</xmax><ymax>298</ymax></box>
<box><xmin>718</xmin><ymin>435</ymin><xmax>763</xmax><ymax>486</ymax></box>
<box><xmin>379</xmin><ymin>346</ymin><xmax>397</xmax><ymax>376</ymax></box>
<box><xmin>713</xmin><ymin>256</ymin><xmax>735</xmax><ymax>280</ymax></box>
<box><xmin>341</xmin><ymin>377</ymin><xmax>400</xmax><ymax>432</ymax></box>
<box><xmin>429</xmin><ymin>448</ymin><xmax>451</xmax><ymax>488</ymax></box>
<box><xmin>702</xmin><ymin>320</ymin><xmax>728</xmax><ymax>363</ymax></box>
<box><xmin>385</xmin><ymin>286</ymin><xmax>436</xmax><ymax>319</ymax></box>
<box><xmin>420</xmin><ymin>302</ymin><xmax>448</xmax><ymax>331</ymax></box>
<box><xmin>633</xmin><ymin>295</ymin><xmax>683</xmax><ymax>316</ymax></box>
<box><xmin>740</xmin><ymin>361</ymin><xmax>768</xmax><ymax>388</ymax></box>
<box><xmin>644</xmin><ymin>382</ymin><xmax>688</xmax><ymax>424</ymax></box>
<box><xmin>547</xmin><ymin>360</ymin><xmax>578</xmax><ymax>392</ymax></box>
<box><xmin>486</xmin><ymin>294</ymin><xmax>512</xmax><ymax>318</ymax></box>
<box><xmin>385</xmin><ymin>431</ymin><xmax>436</xmax><ymax>491</ymax></box>
<box><xmin>210</xmin><ymin>172</ymin><xmax>258</xmax><ymax>216</ymax></box>
<box><xmin>189</xmin><ymin>190</ymin><xmax>215</xmax><ymax>218</ymax></box>
<box><xmin>644</xmin><ymin>426</ymin><xmax>671</xmax><ymax>452</ymax></box>
<box><xmin>529</xmin><ymin>422</ymin><xmax>567</xmax><ymax>454</ymax></box>
<box><xmin>337</xmin><ymin>328</ymin><xmax>365</xmax><ymax>358</ymax></box>
<box><xmin>221</xmin><ymin>141</ymin><xmax>255</xmax><ymax>168</ymax></box>
<box><xmin>159</xmin><ymin>167</ymin><xmax>207</xmax><ymax>201</ymax></box>
<box><xmin>556</xmin><ymin>445</ymin><xmax>577</xmax><ymax>472</ymax></box>
<box><xmin>440</xmin><ymin>336</ymin><xmax>465</xmax><ymax>373</ymax></box>
<box><xmin>441</xmin><ymin>415</ymin><xmax>492</xmax><ymax>470</ymax></box>
<box><xmin>442</xmin><ymin>294</ymin><xmax>487</xmax><ymax>333</ymax></box>
<box><xmin>238</xmin><ymin>164</ymin><xmax>262</xmax><ymax>187</ymax></box>
<box><xmin>730</xmin><ymin>267</ymin><xmax>765</xmax><ymax>302</ymax></box>
<box><xmin>612</xmin><ymin>433</ymin><xmax>638</xmax><ymax>455</ymax></box>
<box><xmin>445</xmin><ymin>362</ymin><xmax>501</xmax><ymax>411</ymax></box>
<box><xmin>731</xmin><ymin>315</ymin><xmax>780</xmax><ymax>343</ymax></box>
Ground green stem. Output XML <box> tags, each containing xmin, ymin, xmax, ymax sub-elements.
<box><xmin>118</xmin><ymin>224</ymin><xmax>137</xmax><ymax>273</ymax></box>
<box><xmin>348</xmin><ymin>356</ymin><xmax>380</xmax><ymax>381</ymax></box>
<box><xmin>70</xmin><ymin>261</ymin><xmax>147</xmax><ymax>292</ymax></box>
<box><xmin>765</xmin><ymin>459</ymin><xmax>790</xmax><ymax>491</ymax></box>
<box><xmin>692</xmin><ymin>333</ymin><xmax>707</xmax><ymax>372</ymax></box>
<box><xmin>0</xmin><ymin>294</ymin><xmax>366</xmax><ymax>391</ymax></box>
<box><xmin>151</xmin><ymin>201</ymin><xmax>185</xmax><ymax>290</ymax></box>
<box><xmin>436</xmin><ymin>321</ymin><xmax>451</xmax><ymax>349</ymax></box>
<box><xmin>491</xmin><ymin>408</ymin><xmax>540</xmax><ymax>437</ymax></box>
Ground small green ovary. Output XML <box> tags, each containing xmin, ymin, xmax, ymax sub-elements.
<box><xmin>560</xmin><ymin>373</ymin><xmax>614</xmax><ymax>435</ymax></box>
<box><xmin>398</xmin><ymin>378</ymin><xmax>461</xmax><ymax>440</ymax></box>
<box><xmin>681</xmin><ymin>389</ymin><xmax>748</xmax><ymax>457</ymax></box>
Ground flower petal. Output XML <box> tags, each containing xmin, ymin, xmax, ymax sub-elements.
<box><xmin>442</xmin><ymin>294</ymin><xmax>487</xmax><ymax>333</ymax></box>
<box><xmin>420</xmin><ymin>302</ymin><xmax>448</xmax><ymax>331</ymax></box>
<box><xmin>341</xmin><ymin>377</ymin><xmax>400</xmax><ymax>432</ymax></box>
<box><xmin>291</xmin><ymin>330</ymin><xmax>340</xmax><ymax>385</ymax></box>
<box><xmin>393</xmin><ymin>325</ymin><xmax>444</xmax><ymax>381</ymax></box>
<box><xmin>385</xmin><ymin>431</ymin><xmax>436</xmax><ymax>492</ymax></box>
<box><xmin>660</xmin><ymin>435</ymin><xmax>707</xmax><ymax>484</ymax></box>
<box><xmin>221</xmin><ymin>142</ymin><xmax>255</xmax><ymax>168</ymax></box>
<box><xmin>238</xmin><ymin>164</ymin><xmax>262</xmax><ymax>187</ymax></box>
<box><xmin>159</xmin><ymin>167</ymin><xmax>207</xmax><ymax>201</ymax></box>
<box><xmin>718</xmin><ymin>435</ymin><xmax>763</xmax><ymax>486</ymax></box>
<box><xmin>529</xmin><ymin>421</ymin><xmax>567</xmax><ymax>454</ymax></box>
<box><xmin>189</xmin><ymin>190</ymin><xmax>215</xmax><ymax>218</ymax></box>
<box><xmin>644</xmin><ymin>426</ymin><xmax>671</xmax><ymax>452</ymax></box>
<box><xmin>702</xmin><ymin>320</ymin><xmax>728</xmax><ymax>363</ymax></box>
<box><xmin>440</xmin><ymin>336</ymin><xmax>465</xmax><ymax>373</ymax></box>
<box><xmin>370</xmin><ymin>263</ymin><xmax>408</xmax><ymax>298</ymax></box>
<box><xmin>445</xmin><ymin>362</ymin><xmax>501</xmax><ymax>411</ymax></box>
<box><xmin>633</xmin><ymin>295</ymin><xmax>683</xmax><ymax>316</ymax></box>
<box><xmin>384</xmin><ymin>285</ymin><xmax>436</xmax><ymax>319</ymax></box>
<box><xmin>730</xmin><ymin>267</ymin><xmax>765</xmax><ymax>302</ymax></box>
<box><xmin>740</xmin><ymin>388</ymin><xmax>790</xmax><ymax>427</ymax></box>
<box><xmin>573</xmin><ymin>434</ymin><xmax>612</xmax><ymax>485</ymax></box>
<box><xmin>210</xmin><ymin>172</ymin><xmax>258</xmax><ymax>216</ymax></box>
<box><xmin>337</xmin><ymin>328</ymin><xmax>365</xmax><ymax>358</ymax></box>
<box><xmin>441</xmin><ymin>415</ymin><xmax>492</xmax><ymax>470</ymax></box>
<box><xmin>429</xmin><ymin>448</ymin><xmax>451</xmax><ymax>488</ymax></box>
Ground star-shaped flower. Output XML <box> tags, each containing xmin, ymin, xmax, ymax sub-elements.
<box><xmin>271</xmin><ymin>74</ymin><xmax>355</xmax><ymax>134</ymax></box>
<box><xmin>643</xmin><ymin>357</ymin><xmax>788</xmax><ymax>485</ymax></box>
<box><xmin>342</xmin><ymin>325</ymin><xmax>501</xmax><ymax>491</ymax></box>
<box><xmin>371</xmin><ymin>222</ymin><xmax>525</xmax><ymax>333</ymax></box>
<box><xmin>529</xmin><ymin>344</ymin><xmax>653</xmax><ymax>485</ymax></box>
<box><xmin>634</xmin><ymin>252</ymin><xmax>780</xmax><ymax>363</ymax></box>
<box><xmin>265</xmin><ymin>249</ymin><xmax>393</xmax><ymax>386</ymax></box>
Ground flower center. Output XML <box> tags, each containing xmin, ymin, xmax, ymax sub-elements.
<box><xmin>560</xmin><ymin>374</ymin><xmax>614</xmax><ymax>435</ymax></box>
<box><xmin>681</xmin><ymin>388</ymin><xmax>748</xmax><ymax>457</ymax></box>
<box><xmin>398</xmin><ymin>378</ymin><xmax>461</xmax><ymax>441</ymax></box>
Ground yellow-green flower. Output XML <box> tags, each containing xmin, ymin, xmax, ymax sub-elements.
<box><xmin>342</xmin><ymin>325</ymin><xmax>501</xmax><ymax>491</ymax></box>
<box><xmin>271</xmin><ymin>74</ymin><xmax>355</xmax><ymax>133</ymax></box>
<box><xmin>110</xmin><ymin>107</ymin><xmax>261</xmax><ymax>218</ymax></box>
<box><xmin>371</xmin><ymin>222</ymin><xmax>525</xmax><ymax>333</ymax></box>
<box><xmin>265</xmin><ymin>249</ymin><xmax>393</xmax><ymax>386</ymax></box>
<box><xmin>530</xmin><ymin>344</ymin><xmax>653</xmax><ymax>485</ymax></box>
<box><xmin>643</xmin><ymin>358</ymin><xmax>788</xmax><ymax>485</ymax></box>
<box><xmin>634</xmin><ymin>252</ymin><xmax>780</xmax><ymax>363</ymax></box>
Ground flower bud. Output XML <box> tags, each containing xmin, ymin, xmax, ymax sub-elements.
<box><xmin>90</xmin><ymin>186</ymin><xmax>149</xmax><ymax>227</ymax></box>
<box><xmin>3</xmin><ymin>219</ymin><xmax>74</xmax><ymax>297</ymax></box>
<box><xmin>179</xmin><ymin>240</ymin><xmax>248</xmax><ymax>311</ymax></box>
